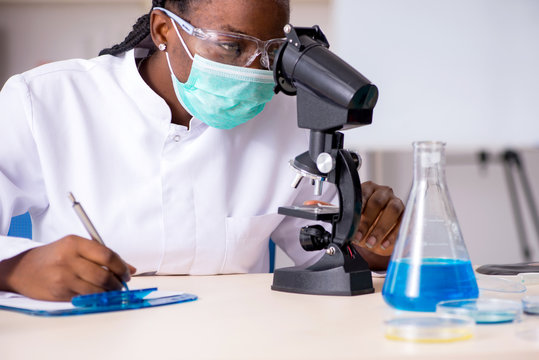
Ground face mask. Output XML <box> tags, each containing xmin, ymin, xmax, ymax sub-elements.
<box><xmin>165</xmin><ymin>20</ymin><xmax>275</xmax><ymax>130</ymax></box>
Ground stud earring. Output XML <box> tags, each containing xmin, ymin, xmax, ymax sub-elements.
<box><xmin>158</xmin><ymin>43</ymin><xmax>167</xmax><ymax>51</ymax></box>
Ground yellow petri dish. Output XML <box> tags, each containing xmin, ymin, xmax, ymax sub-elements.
<box><xmin>385</xmin><ymin>316</ymin><xmax>475</xmax><ymax>343</ymax></box>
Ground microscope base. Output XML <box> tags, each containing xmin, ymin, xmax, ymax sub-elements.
<box><xmin>271</xmin><ymin>263</ymin><xmax>374</xmax><ymax>296</ymax></box>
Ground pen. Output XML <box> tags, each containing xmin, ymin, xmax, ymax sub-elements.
<box><xmin>68</xmin><ymin>192</ymin><xmax>129</xmax><ymax>291</ymax></box>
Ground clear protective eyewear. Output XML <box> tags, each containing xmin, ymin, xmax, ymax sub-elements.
<box><xmin>154</xmin><ymin>7</ymin><xmax>286</xmax><ymax>70</ymax></box>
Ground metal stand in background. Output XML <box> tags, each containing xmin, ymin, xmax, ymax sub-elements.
<box><xmin>501</xmin><ymin>150</ymin><xmax>539</xmax><ymax>261</ymax></box>
<box><xmin>479</xmin><ymin>150</ymin><xmax>539</xmax><ymax>261</ymax></box>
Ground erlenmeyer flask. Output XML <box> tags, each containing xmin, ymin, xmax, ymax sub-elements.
<box><xmin>382</xmin><ymin>141</ymin><xmax>478</xmax><ymax>312</ymax></box>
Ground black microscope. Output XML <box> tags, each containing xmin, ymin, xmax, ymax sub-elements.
<box><xmin>271</xmin><ymin>25</ymin><xmax>378</xmax><ymax>296</ymax></box>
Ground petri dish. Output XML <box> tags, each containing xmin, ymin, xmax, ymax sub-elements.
<box><xmin>522</xmin><ymin>296</ymin><xmax>539</xmax><ymax>315</ymax></box>
<box><xmin>517</xmin><ymin>273</ymin><xmax>539</xmax><ymax>286</ymax></box>
<box><xmin>436</xmin><ymin>298</ymin><xmax>522</xmax><ymax>324</ymax></box>
<box><xmin>384</xmin><ymin>315</ymin><xmax>474</xmax><ymax>343</ymax></box>
<box><xmin>476</xmin><ymin>275</ymin><xmax>526</xmax><ymax>293</ymax></box>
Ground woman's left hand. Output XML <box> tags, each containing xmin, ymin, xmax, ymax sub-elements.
<box><xmin>352</xmin><ymin>181</ymin><xmax>404</xmax><ymax>261</ymax></box>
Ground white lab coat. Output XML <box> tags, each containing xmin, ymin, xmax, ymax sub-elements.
<box><xmin>0</xmin><ymin>49</ymin><xmax>337</xmax><ymax>274</ymax></box>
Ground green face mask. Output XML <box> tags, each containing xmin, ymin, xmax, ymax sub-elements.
<box><xmin>165</xmin><ymin>19</ymin><xmax>275</xmax><ymax>130</ymax></box>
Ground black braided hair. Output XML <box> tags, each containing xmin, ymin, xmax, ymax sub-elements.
<box><xmin>99</xmin><ymin>0</ymin><xmax>192</xmax><ymax>56</ymax></box>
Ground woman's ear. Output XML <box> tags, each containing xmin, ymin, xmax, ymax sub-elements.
<box><xmin>149</xmin><ymin>9</ymin><xmax>171</xmax><ymax>49</ymax></box>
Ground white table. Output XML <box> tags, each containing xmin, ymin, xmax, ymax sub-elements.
<box><xmin>1</xmin><ymin>274</ymin><xmax>539</xmax><ymax>359</ymax></box>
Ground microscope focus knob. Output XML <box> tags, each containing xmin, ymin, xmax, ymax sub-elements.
<box><xmin>300</xmin><ymin>225</ymin><xmax>332</xmax><ymax>251</ymax></box>
<box><xmin>316</xmin><ymin>152</ymin><xmax>335</xmax><ymax>174</ymax></box>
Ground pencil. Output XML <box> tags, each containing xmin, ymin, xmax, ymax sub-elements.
<box><xmin>68</xmin><ymin>192</ymin><xmax>129</xmax><ymax>291</ymax></box>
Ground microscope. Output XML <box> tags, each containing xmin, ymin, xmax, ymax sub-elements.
<box><xmin>271</xmin><ymin>25</ymin><xmax>378</xmax><ymax>296</ymax></box>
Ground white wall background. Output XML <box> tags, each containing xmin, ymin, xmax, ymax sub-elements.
<box><xmin>0</xmin><ymin>0</ymin><xmax>150</xmax><ymax>85</ymax></box>
<box><xmin>332</xmin><ymin>0</ymin><xmax>539</xmax><ymax>150</ymax></box>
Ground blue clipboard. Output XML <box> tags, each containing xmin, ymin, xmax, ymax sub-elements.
<box><xmin>0</xmin><ymin>288</ymin><xmax>197</xmax><ymax>317</ymax></box>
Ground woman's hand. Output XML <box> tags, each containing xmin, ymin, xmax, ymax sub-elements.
<box><xmin>0</xmin><ymin>235</ymin><xmax>136</xmax><ymax>301</ymax></box>
<box><xmin>352</xmin><ymin>181</ymin><xmax>404</xmax><ymax>262</ymax></box>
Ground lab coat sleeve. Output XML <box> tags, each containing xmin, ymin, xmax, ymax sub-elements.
<box><xmin>0</xmin><ymin>75</ymin><xmax>49</xmax><ymax>262</ymax></box>
<box><xmin>270</xmin><ymin>181</ymin><xmax>339</xmax><ymax>267</ymax></box>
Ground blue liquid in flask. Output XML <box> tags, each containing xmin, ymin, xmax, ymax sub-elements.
<box><xmin>382</xmin><ymin>258</ymin><xmax>479</xmax><ymax>312</ymax></box>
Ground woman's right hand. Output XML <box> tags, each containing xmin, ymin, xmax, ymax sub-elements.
<box><xmin>0</xmin><ymin>235</ymin><xmax>135</xmax><ymax>301</ymax></box>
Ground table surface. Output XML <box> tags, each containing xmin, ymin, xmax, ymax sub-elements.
<box><xmin>1</xmin><ymin>273</ymin><xmax>539</xmax><ymax>360</ymax></box>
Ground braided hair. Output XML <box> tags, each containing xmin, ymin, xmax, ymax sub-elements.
<box><xmin>99</xmin><ymin>0</ymin><xmax>192</xmax><ymax>56</ymax></box>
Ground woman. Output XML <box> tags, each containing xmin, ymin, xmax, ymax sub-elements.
<box><xmin>0</xmin><ymin>0</ymin><xmax>404</xmax><ymax>301</ymax></box>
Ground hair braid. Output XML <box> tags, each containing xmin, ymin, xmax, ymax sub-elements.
<box><xmin>99</xmin><ymin>0</ymin><xmax>185</xmax><ymax>56</ymax></box>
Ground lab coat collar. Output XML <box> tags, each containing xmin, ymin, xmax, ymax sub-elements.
<box><xmin>120</xmin><ymin>49</ymin><xmax>172</xmax><ymax>129</ymax></box>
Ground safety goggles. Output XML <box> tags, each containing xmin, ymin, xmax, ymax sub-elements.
<box><xmin>154</xmin><ymin>7</ymin><xmax>286</xmax><ymax>69</ymax></box>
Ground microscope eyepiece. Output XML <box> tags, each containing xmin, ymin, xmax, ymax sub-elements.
<box><xmin>273</xmin><ymin>24</ymin><xmax>378</xmax><ymax>131</ymax></box>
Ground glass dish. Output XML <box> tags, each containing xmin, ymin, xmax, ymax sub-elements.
<box><xmin>436</xmin><ymin>298</ymin><xmax>522</xmax><ymax>324</ymax></box>
<box><xmin>522</xmin><ymin>296</ymin><xmax>539</xmax><ymax>315</ymax></box>
<box><xmin>476</xmin><ymin>275</ymin><xmax>526</xmax><ymax>294</ymax></box>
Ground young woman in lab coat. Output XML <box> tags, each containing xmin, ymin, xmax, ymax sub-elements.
<box><xmin>0</xmin><ymin>0</ymin><xmax>404</xmax><ymax>301</ymax></box>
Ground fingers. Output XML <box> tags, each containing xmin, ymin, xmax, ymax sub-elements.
<box><xmin>76</xmin><ymin>239</ymin><xmax>131</xmax><ymax>283</ymax></box>
<box><xmin>64</xmin><ymin>273</ymin><xmax>107</xmax><ymax>300</ymax></box>
<box><xmin>45</xmin><ymin>237</ymin><xmax>127</xmax><ymax>300</ymax></box>
<box><xmin>360</xmin><ymin>181</ymin><xmax>377</xmax><ymax>208</ymax></box>
<box><xmin>356</xmin><ymin>183</ymin><xmax>393</xmax><ymax>242</ymax></box>
<box><xmin>39</xmin><ymin>264</ymin><xmax>108</xmax><ymax>301</ymax></box>
<box><xmin>379</xmin><ymin>222</ymin><xmax>401</xmax><ymax>255</ymax></box>
<box><xmin>366</xmin><ymin>216</ymin><xmax>401</xmax><ymax>256</ymax></box>
<box><xmin>127</xmin><ymin>263</ymin><xmax>137</xmax><ymax>275</ymax></box>
<box><xmin>73</xmin><ymin>257</ymin><xmax>124</xmax><ymax>291</ymax></box>
<box><xmin>367</xmin><ymin>198</ymin><xmax>403</xmax><ymax>248</ymax></box>
<box><xmin>2</xmin><ymin>235</ymin><xmax>133</xmax><ymax>301</ymax></box>
<box><xmin>53</xmin><ymin>240</ymin><xmax>129</xmax><ymax>299</ymax></box>
<box><xmin>354</xmin><ymin>182</ymin><xmax>405</xmax><ymax>256</ymax></box>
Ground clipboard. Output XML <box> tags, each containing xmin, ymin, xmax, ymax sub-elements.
<box><xmin>0</xmin><ymin>288</ymin><xmax>197</xmax><ymax>317</ymax></box>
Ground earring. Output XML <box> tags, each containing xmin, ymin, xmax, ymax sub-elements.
<box><xmin>158</xmin><ymin>43</ymin><xmax>167</xmax><ymax>51</ymax></box>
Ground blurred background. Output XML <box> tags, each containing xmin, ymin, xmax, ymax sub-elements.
<box><xmin>1</xmin><ymin>0</ymin><xmax>539</xmax><ymax>267</ymax></box>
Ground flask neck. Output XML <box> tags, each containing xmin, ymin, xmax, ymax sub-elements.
<box><xmin>413</xmin><ymin>142</ymin><xmax>446</xmax><ymax>182</ymax></box>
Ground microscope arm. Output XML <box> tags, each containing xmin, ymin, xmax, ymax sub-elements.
<box><xmin>329</xmin><ymin>149</ymin><xmax>363</xmax><ymax>248</ymax></box>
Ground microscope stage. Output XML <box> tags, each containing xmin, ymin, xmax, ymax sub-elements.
<box><xmin>278</xmin><ymin>205</ymin><xmax>339</xmax><ymax>221</ymax></box>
